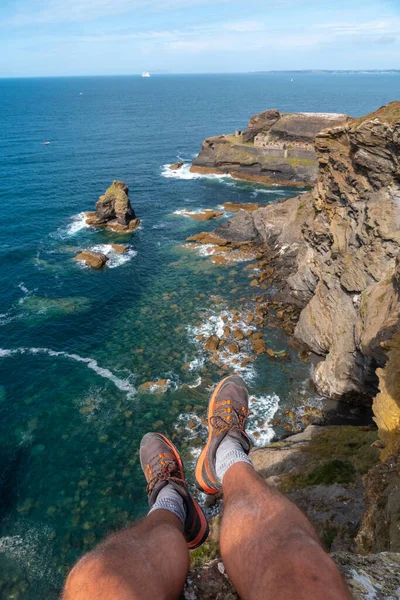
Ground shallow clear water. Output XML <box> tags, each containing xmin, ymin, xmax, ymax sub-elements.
<box><xmin>0</xmin><ymin>72</ymin><xmax>399</xmax><ymax>598</ymax></box>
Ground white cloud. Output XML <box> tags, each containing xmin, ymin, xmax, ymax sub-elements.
<box><xmin>223</xmin><ymin>20</ymin><xmax>264</xmax><ymax>32</ymax></box>
<box><xmin>313</xmin><ymin>19</ymin><xmax>400</xmax><ymax>37</ymax></box>
<box><xmin>4</xmin><ymin>0</ymin><xmax>230</xmax><ymax>26</ymax></box>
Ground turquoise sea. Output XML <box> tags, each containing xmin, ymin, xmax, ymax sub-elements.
<box><xmin>0</xmin><ymin>72</ymin><xmax>399</xmax><ymax>598</ymax></box>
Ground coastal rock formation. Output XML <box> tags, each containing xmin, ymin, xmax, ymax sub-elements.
<box><xmin>207</xmin><ymin>102</ymin><xmax>400</xmax><ymax>404</ymax></box>
<box><xmin>86</xmin><ymin>181</ymin><xmax>140</xmax><ymax>232</ymax></box>
<box><xmin>199</xmin><ymin>102</ymin><xmax>400</xmax><ymax>558</ymax></box>
<box><xmin>76</xmin><ymin>250</ymin><xmax>109</xmax><ymax>269</ymax></box>
<box><xmin>191</xmin><ymin>110</ymin><xmax>348</xmax><ymax>186</ymax></box>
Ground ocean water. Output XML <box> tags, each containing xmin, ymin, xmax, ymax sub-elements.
<box><xmin>0</xmin><ymin>72</ymin><xmax>399</xmax><ymax>598</ymax></box>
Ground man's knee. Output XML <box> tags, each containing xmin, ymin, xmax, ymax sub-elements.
<box><xmin>63</xmin><ymin>552</ymin><xmax>108</xmax><ymax>599</ymax></box>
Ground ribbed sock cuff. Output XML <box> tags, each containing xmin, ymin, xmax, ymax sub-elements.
<box><xmin>215</xmin><ymin>436</ymin><xmax>252</xmax><ymax>483</ymax></box>
<box><xmin>148</xmin><ymin>484</ymin><xmax>187</xmax><ymax>524</ymax></box>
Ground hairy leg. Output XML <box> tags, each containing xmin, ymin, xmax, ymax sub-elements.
<box><xmin>220</xmin><ymin>463</ymin><xmax>351</xmax><ymax>600</ymax></box>
<box><xmin>63</xmin><ymin>510</ymin><xmax>189</xmax><ymax>600</ymax></box>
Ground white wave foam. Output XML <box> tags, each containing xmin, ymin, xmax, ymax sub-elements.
<box><xmin>0</xmin><ymin>348</ymin><xmax>136</xmax><ymax>397</ymax></box>
<box><xmin>89</xmin><ymin>244</ymin><xmax>137</xmax><ymax>269</ymax></box>
<box><xmin>0</xmin><ymin>312</ymin><xmax>20</xmax><ymax>326</ymax></box>
<box><xmin>161</xmin><ymin>163</ymin><xmax>233</xmax><ymax>182</ymax></box>
<box><xmin>188</xmin><ymin>376</ymin><xmax>202</xmax><ymax>388</ymax></box>
<box><xmin>250</xmin><ymin>188</ymin><xmax>288</xmax><ymax>198</ymax></box>
<box><xmin>152</xmin><ymin>222</ymin><xmax>167</xmax><ymax>229</ymax></box>
<box><xmin>52</xmin><ymin>212</ymin><xmax>90</xmax><ymax>240</ymax></box>
<box><xmin>188</xmin><ymin>356</ymin><xmax>205</xmax><ymax>371</ymax></box>
<box><xmin>187</xmin><ymin>304</ymin><xmax>257</xmax><ymax>378</ymax></box>
<box><xmin>18</xmin><ymin>282</ymin><xmax>29</xmax><ymax>294</ymax></box>
<box><xmin>248</xmin><ymin>393</ymin><xmax>280</xmax><ymax>446</ymax></box>
<box><xmin>66</xmin><ymin>212</ymin><xmax>90</xmax><ymax>235</ymax></box>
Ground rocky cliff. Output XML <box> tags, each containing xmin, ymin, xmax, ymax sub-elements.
<box><xmin>195</xmin><ymin>102</ymin><xmax>400</xmax><ymax>555</ymax></box>
<box><xmin>208</xmin><ymin>102</ymin><xmax>400</xmax><ymax>403</ymax></box>
<box><xmin>190</xmin><ymin>109</ymin><xmax>348</xmax><ymax>186</ymax></box>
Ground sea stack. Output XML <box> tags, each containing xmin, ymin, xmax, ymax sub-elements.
<box><xmin>86</xmin><ymin>180</ymin><xmax>140</xmax><ymax>232</ymax></box>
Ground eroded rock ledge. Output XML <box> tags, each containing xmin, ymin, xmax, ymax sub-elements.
<box><xmin>191</xmin><ymin>110</ymin><xmax>348</xmax><ymax>186</ymax></box>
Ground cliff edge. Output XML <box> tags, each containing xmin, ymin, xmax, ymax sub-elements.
<box><xmin>196</xmin><ymin>101</ymin><xmax>400</xmax><ymax>556</ymax></box>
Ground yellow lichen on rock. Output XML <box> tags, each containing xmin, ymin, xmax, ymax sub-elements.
<box><xmin>373</xmin><ymin>332</ymin><xmax>400</xmax><ymax>461</ymax></box>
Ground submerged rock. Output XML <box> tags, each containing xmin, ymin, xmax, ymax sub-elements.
<box><xmin>86</xmin><ymin>181</ymin><xmax>140</xmax><ymax>232</ymax></box>
<box><xmin>169</xmin><ymin>161</ymin><xmax>184</xmax><ymax>171</ymax></box>
<box><xmin>110</xmin><ymin>244</ymin><xmax>128</xmax><ymax>254</ymax></box>
<box><xmin>204</xmin><ymin>335</ymin><xmax>220</xmax><ymax>351</ymax></box>
<box><xmin>178</xmin><ymin>209</ymin><xmax>224</xmax><ymax>221</ymax></box>
<box><xmin>76</xmin><ymin>251</ymin><xmax>108</xmax><ymax>269</ymax></box>
<box><xmin>138</xmin><ymin>379</ymin><xmax>169</xmax><ymax>393</ymax></box>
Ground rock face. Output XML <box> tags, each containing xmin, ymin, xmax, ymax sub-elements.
<box><xmin>86</xmin><ymin>181</ymin><xmax>140</xmax><ymax>232</ymax></box>
<box><xmin>191</xmin><ymin>110</ymin><xmax>348</xmax><ymax>186</ymax></box>
<box><xmin>209</xmin><ymin>102</ymin><xmax>400</xmax><ymax>403</ymax></box>
<box><xmin>203</xmin><ymin>102</ymin><xmax>400</xmax><ymax>557</ymax></box>
<box><xmin>76</xmin><ymin>251</ymin><xmax>108</xmax><ymax>269</ymax></box>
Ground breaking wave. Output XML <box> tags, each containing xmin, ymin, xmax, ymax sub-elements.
<box><xmin>0</xmin><ymin>348</ymin><xmax>136</xmax><ymax>397</ymax></box>
<box><xmin>247</xmin><ymin>393</ymin><xmax>280</xmax><ymax>446</ymax></box>
<box><xmin>52</xmin><ymin>212</ymin><xmax>89</xmax><ymax>240</ymax></box>
<box><xmin>88</xmin><ymin>244</ymin><xmax>137</xmax><ymax>269</ymax></box>
<box><xmin>161</xmin><ymin>163</ymin><xmax>233</xmax><ymax>182</ymax></box>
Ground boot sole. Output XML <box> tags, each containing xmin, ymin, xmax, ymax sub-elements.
<box><xmin>194</xmin><ymin>375</ymin><xmax>231</xmax><ymax>495</ymax></box>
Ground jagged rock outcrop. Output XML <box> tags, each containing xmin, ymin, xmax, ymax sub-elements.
<box><xmin>191</xmin><ymin>110</ymin><xmax>348</xmax><ymax>186</ymax></box>
<box><xmin>207</xmin><ymin>102</ymin><xmax>400</xmax><ymax>402</ymax></box>
<box><xmin>86</xmin><ymin>180</ymin><xmax>140</xmax><ymax>232</ymax></box>
<box><xmin>200</xmin><ymin>102</ymin><xmax>400</xmax><ymax>557</ymax></box>
<box><xmin>355</xmin><ymin>332</ymin><xmax>400</xmax><ymax>554</ymax></box>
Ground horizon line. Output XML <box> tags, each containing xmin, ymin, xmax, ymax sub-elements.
<box><xmin>1</xmin><ymin>69</ymin><xmax>400</xmax><ymax>80</ymax></box>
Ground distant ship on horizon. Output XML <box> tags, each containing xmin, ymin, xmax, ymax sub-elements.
<box><xmin>142</xmin><ymin>71</ymin><xmax>150</xmax><ymax>78</ymax></box>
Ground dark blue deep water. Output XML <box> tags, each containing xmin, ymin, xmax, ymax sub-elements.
<box><xmin>0</xmin><ymin>73</ymin><xmax>399</xmax><ymax>598</ymax></box>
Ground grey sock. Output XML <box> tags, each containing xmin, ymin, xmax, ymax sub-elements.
<box><xmin>215</xmin><ymin>435</ymin><xmax>252</xmax><ymax>483</ymax></box>
<box><xmin>148</xmin><ymin>484</ymin><xmax>187</xmax><ymax>524</ymax></box>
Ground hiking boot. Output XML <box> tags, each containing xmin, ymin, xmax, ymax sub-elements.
<box><xmin>140</xmin><ymin>432</ymin><xmax>209</xmax><ymax>549</ymax></box>
<box><xmin>195</xmin><ymin>374</ymin><xmax>251</xmax><ymax>494</ymax></box>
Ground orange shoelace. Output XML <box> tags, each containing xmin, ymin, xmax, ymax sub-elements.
<box><xmin>145</xmin><ymin>454</ymin><xmax>183</xmax><ymax>495</ymax></box>
<box><xmin>210</xmin><ymin>401</ymin><xmax>248</xmax><ymax>435</ymax></box>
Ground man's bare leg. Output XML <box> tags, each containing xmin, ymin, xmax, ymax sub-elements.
<box><xmin>195</xmin><ymin>375</ymin><xmax>351</xmax><ymax>600</ymax></box>
<box><xmin>63</xmin><ymin>433</ymin><xmax>209</xmax><ymax>600</ymax></box>
<box><xmin>63</xmin><ymin>510</ymin><xmax>188</xmax><ymax>600</ymax></box>
<box><xmin>220</xmin><ymin>462</ymin><xmax>352</xmax><ymax>600</ymax></box>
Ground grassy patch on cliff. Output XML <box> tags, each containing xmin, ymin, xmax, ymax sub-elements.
<box><xmin>282</xmin><ymin>459</ymin><xmax>356</xmax><ymax>490</ymax></box>
<box><xmin>279</xmin><ymin>426</ymin><xmax>379</xmax><ymax>492</ymax></box>
<box><xmin>286</xmin><ymin>157</ymin><xmax>315</xmax><ymax>168</ymax></box>
<box><xmin>351</xmin><ymin>101</ymin><xmax>400</xmax><ymax>128</ymax></box>
<box><xmin>190</xmin><ymin>515</ymin><xmax>221</xmax><ymax>568</ymax></box>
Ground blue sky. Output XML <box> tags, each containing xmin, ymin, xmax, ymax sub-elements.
<box><xmin>1</xmin><ymin>0</ymin><xmax>400</xmax><ymax>76</ymax></box>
